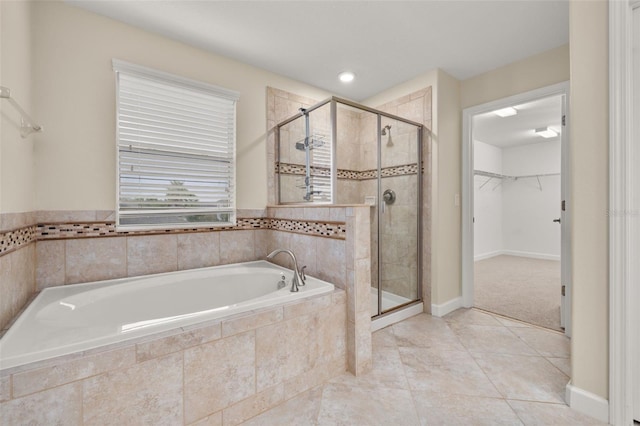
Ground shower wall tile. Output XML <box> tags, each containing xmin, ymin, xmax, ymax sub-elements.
<box><xmin>177</xmin><ymin>232</ymin><xmax>221</xmax><ymax>270</ymax></box>
<box><xmin>127</xmin><ymin>234</ymin><xmax>178</xmax><ymax>277</ymax></box>
<box><xmin>65</xmin><ymin>237</ymin><xmax>127</xmax><ymax>284</ymax></box>
<box><xmin>82</xmin><ymin>352</ymin><xmax>183</xmax><ymax>425</ymax></box>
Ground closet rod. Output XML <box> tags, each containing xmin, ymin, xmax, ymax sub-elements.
<box><xmin>0</xmin><ymin>86</ymin><xmax>42</xmax><ymax>138</ymax></box>
<box><xmin>474</xmin><ymin>169</ymin><xmax>560</xmax><ymax>179</ymax></box>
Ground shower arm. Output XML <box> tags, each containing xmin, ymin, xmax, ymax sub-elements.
<box><xmin>0</xmin><ymin>86</ymin><xmax>43</xmax><ymax>138</ymax></box>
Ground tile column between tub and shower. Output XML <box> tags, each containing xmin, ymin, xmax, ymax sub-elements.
<box><xmin>346</xmin><ymin>206</ymin><xmax>372</xmax><ymax>376</ymax></box>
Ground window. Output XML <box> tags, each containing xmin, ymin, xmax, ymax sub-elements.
<box><xmin>113</xmin><ymin>60</ymin><xmax>239</xmax><ymax>230</ymax></box>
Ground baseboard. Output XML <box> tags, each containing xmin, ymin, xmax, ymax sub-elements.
<box><xmin>502</xmin><ymin>250</ymin><xmax>560</xmax><ymax>261</ymax></box>
<box><xmin>474</xmin><ymin>250</ymin><xmax>502</xmax><ymax>261</ymax></box>
<box><xmin>431</xmin><ymin>297</ymin><xmax>462</xmax><ymax>317</ymax></box>
<box><xmin>565</xmin><ymin>382</ymin><xmax>609</xmax><ymax>423</ymax></box>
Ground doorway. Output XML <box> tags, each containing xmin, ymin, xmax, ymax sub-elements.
<box><xmin>462</xmin><ymin>82</ymin><xmax>570</xmax><ymax>336</ymax></box>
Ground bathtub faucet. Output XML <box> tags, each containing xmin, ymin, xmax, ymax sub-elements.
<box><xmin>266</xmin><ymin>249</ymin><xmax>305</xmax><ymax>292</ymax></box>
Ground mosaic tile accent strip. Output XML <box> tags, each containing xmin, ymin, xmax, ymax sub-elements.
<box><xmin>0</xmin><ymin>216</ymin><xmax>346</xmax><ymax>255</ymax></box>
<box><xmin>276</xmin><ymin>162</ymin><xmax>418</xmax><ymax>180</ymax></box>
<box><xmin>269</xmin><ymin>219</ymin><xmax>346</xmax><ymax>238</ymax></box>
<box><xmin>276</xmin><ymin>163</ymin><xmax>331</xmax><ymax>177</ymax></box>
<box><xmin>35</xmin><ymin>218</ymin><xmax>271</xmax><ymax>240</ymax></box>
<box><xmin>0</xmin><ymin>225</ymin><xmax>37</xmax><ymax>255</ymax></box>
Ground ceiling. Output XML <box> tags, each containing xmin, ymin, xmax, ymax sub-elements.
<box><xmin>473</xmin><ymin>95</ymin><xmax>563</xmax><ymax>148</ymax></box>
<box><xmin>67</xmin><ymin>0</ymin><xmax>569</xmax><ymax>101</ymax></box>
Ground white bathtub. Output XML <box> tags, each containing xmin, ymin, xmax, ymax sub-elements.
<box><xmin>0</xmin><ymin>260</ymin><xmax>334</xmax><ymax>370</ymax></box>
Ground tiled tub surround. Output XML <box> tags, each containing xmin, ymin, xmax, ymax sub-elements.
<box><xmin>0</xmin><ymin>289</ymin><xmax>347</xmax><ymax>425</ymax></box>
<box><xmin>0</xmin><ymin>261</ymin><xmax>335</xmax><ymax>370</ymax></box>
<box><xmin>267</xmin><ymin>205</ymin><xmax>373</xmax><ymax>375</ymax></box>
<box><xmin>1</xmin><ymin>206</ymin><xmax>371</xmax><ymax>376</ymax></box>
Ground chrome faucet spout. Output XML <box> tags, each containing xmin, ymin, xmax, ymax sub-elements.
<box><xmin>266</xmin><ymin>249</ymin><xmax>304</xmax><ymax>292</ymax></box>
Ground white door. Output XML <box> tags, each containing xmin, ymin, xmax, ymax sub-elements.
<box><xmin>462</xmin><ymin>84</ymin><xmax>570</xmax><ymax>336</ymax></box>
<box><xmin>633</xmin><ymin>4</ymin><xmax>640</xmax><ymax>421</ymax></box>
<box><xmin>560</xmin><ymin>94</ymin><xmax>571</xmax><ymax>336</ymax></box>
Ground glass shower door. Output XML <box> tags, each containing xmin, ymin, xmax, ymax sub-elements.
<box><xmin>377</xmin><ymin>117</ymin><xmax>421</xmax><ymax>314</ymax></box>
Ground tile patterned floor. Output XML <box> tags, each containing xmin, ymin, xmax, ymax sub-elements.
<box><xmin>240</xmin><ymin>308</ymin><xmax>605</xmax><ymax>425</ymax></box>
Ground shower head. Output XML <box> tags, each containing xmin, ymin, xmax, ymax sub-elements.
<box><xmin>381</xmin><ymin>125</ymin><xmax>391</xmax><ymax>136</ymax></box>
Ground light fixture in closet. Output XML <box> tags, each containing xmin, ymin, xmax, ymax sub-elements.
<box><xmin>493</xmin><ymin>106</ymin><xmax>518</xmax><ymax>117</ymax></box>
<box><xmin>534</xmin><ymin>126</ymin><xmax>558</xmax><ymax>138</ymax></box>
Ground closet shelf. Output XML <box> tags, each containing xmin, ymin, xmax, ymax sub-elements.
<box><xmin>474</xmin><ymin>169</ymin><xmax>560</xmax><ymax>191</ymax></box>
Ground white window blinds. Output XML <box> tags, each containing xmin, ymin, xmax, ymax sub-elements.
<box><xmin>113</xmin><ymin>60</ymin><xmax>239</xmax><ymax>229</ymax></box>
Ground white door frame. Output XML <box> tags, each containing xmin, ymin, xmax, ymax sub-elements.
<box><xmin>609</xmin><ymin>0</ymin><xmax>639</xmax><ymax>424</ymax></box>
<box><xmin>461</xmin><ymin>82</ymin><xmax>571</xmax><ymax>334</ymax></box>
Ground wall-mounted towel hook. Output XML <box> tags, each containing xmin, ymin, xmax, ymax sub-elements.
<box><xmin>0</xmin><ymin>86</ymin><xmax>43</xmax><ymax>138</ymax></box>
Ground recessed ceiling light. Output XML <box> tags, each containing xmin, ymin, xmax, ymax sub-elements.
<box><xmin>493</xmin><ymin>107</ymin><xmax>518</xmax><ymax>117</ymax></box>
<box><xmin>338</xmin><ymin>71</ymin><xmax>355</xmax><ymax>83</ymax></box>
<box><xmin>534</xmin><ymin>127</ymin><xmax>558</xmax><ymax>138</ymax></box>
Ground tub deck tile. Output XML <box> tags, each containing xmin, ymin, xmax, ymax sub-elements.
<box><xmin>221</xmin><ymin>307</ymin><xmax>283</xmax><ymax>338</ymax></box>
<box><xmin>136</xmin><ymin>323</ymin><xmax>222</xmax><ymax>363</ymax></box>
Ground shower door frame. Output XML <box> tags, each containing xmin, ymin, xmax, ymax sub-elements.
<box><xmin>275</xmin><ymin>96</ymin><xmax>425</xmax><ymax>318</ymax></box>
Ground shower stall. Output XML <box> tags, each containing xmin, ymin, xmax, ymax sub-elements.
<box><xmin>275</xmin><ymin>97</ymin><xmax>423</xmax><ymax>318</ymax></box>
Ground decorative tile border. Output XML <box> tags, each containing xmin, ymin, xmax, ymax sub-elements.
<box><xmin>270</xmin><ymin>219</ymin><xmax>346</xmax><ymax>238</ymax></box>
<box><xmin>276</xmin><ymin>162</ymin><xmax>418</xmax><ymax>180</ymax></box>
<box><xmin>0</xmin><ymin>226</ymin><xmax>37</xmax><ymax>256</ymax></box>
<box><xmin>0</xmin><ymin>217</ymin><xmax>345</xmax><ymax>256</ymax></box>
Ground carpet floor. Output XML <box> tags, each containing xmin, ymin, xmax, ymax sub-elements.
<box><xmin>474</xmin><ymin>255</ymin><xmax>562</xmax><ymax>331</ymax></box>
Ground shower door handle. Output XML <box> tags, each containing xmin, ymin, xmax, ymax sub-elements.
<box><xmin>553</xmin><ymin>218</ymin><xmax>561</xmax><ymax>223</ymax></box>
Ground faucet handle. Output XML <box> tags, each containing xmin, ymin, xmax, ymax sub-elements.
<box><xmin>300</xmin><ymin>265</ymin><xmax>307</xmax><ymax>285</ymax></box>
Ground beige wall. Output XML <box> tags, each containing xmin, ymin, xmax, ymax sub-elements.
<box><xmin>1</xmin><ymin>0</ymin><xmax>36</xmax><ymax>213</ymax></box>
<box><xmin>568</xmin><ymin>0</ymin><xmax>608</xmax><ymax>400</ymax></box>
<box><xmin>461</xmin><ymin>44</ymin><xmax>570</xmax><ymax>109</ymax></box>
<box><xmin>30</xmin><ymin>1</ymin><xmax>330</xmax><ymax>212</ymax></box>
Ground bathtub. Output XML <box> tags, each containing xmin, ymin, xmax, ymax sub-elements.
<box><xmin>0</xmin><ymin>260</ymin><xmax>334</xmax><ymax>371</ymax></box>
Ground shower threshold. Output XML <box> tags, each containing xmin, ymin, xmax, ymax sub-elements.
<box><xmin>370</xmin><ymin>288</ymin><xmax>423</xmax><ymax>331</ymax></box>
